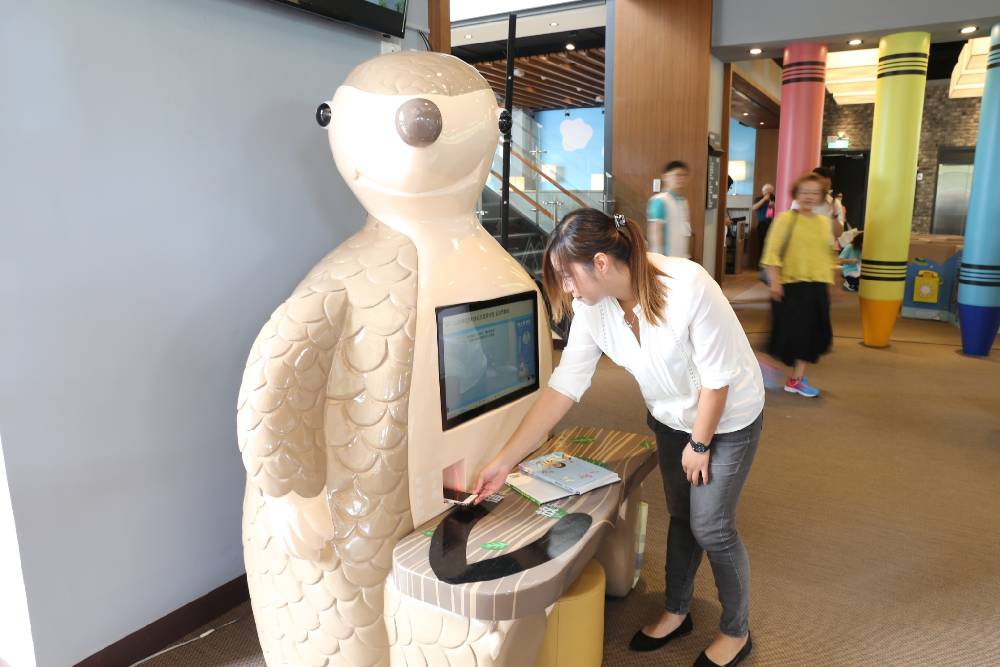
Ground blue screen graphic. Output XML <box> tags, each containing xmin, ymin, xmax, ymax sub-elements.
<box><xmin>439</xmin><ymin>296</ymin><xmax>538</xmax><ymax>424</ymax></box>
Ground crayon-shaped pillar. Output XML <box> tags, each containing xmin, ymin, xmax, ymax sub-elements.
<box><xmin>860</xmin><ymin>32</ymin><xmax>930</xmax><ymax>347</ymax></box>
<box><xmin>958</xmin><ymin>23</ymin><xmax>1000</xmax><ymax>356</ymax></box>
<box><xmin>774</xmin><ymin>43</ymin><xmax>828</xmax><ymax>213</ymax></box>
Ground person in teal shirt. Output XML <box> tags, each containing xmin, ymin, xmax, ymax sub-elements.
<box><xmin>838</xmin><ymin>232</ymin><xmax>863</xmax><ymax>292</ymax></box>
<box><xmin>646</xmin><ymin>161</ymin><xmax>692</xmax><ymax>258</ymax></box>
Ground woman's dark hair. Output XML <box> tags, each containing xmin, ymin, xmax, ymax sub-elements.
<box><xmin>541</xmin><ymin>208</ymin><xmax>668</xmax><ymax>325</ymax></box>
<box><xmin>664</xmin><ymin>160</ymin><xmax>689</xmax><ymax>174</ymax></box>
<box><xmin>812</xmin><ymin>166</ymin><xmax>834</xmax><ymax>180</ymax></box>
<box><xmin>851</xmin><ymin>231</ymin><xmax>864</xmax><ymax>250</ymax></box>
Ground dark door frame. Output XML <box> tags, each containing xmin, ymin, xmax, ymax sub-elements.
<box><xmin>821</xmin><ymin>148</ymin><xmax>870</xmax><ymax>229</ymax></box>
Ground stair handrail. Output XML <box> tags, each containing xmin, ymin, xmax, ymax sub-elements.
<box><xmin>488</xmin><ymin>170</ymin><xmax>556</xmax><ymax>223</ymax></box>
<box><xmin>509</xmin><ymin>147</ymin><xmax>592</xmax><ymax>211</ymax></box>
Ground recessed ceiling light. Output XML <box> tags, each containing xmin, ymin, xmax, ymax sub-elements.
<box><xmin>550</xmin><ymin>21</ymin><xmax>559</xmax><ymax>27</ymax></box>
<box><xmin>566</xmin><ymin>42</ymin><xmax>576</xmax><ymax>51</ymax></box>
<box><xmin>750</xmin><ymin>47</ymin><xmax>762</xmax><ymax>55</ymax></box>
<box><xmin>759</xmin><ymin>122</ymin><xmax>765</xmax><ymax>126</ymax></box>
<box><xmin>848</xmin><ymin>38</ymin><xmax>863</xmax><ymax>46</ymax></box>
<box><xmin>464</xmin><ymin>34</ymin><xmax>473</xmax><ymax>39</ymax></box>
<box><xmin>960</xmin><ymin>25</ymin><xmax>977</xmax><ymax>34</ymax></box>
<box><xmin>743</xmin><ymin>112</ymin><xmax>749</xmax><ymax>116</ymax></box>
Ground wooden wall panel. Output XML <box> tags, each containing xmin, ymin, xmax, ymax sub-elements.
<box><xmin>428</xmin><ymin>0</ymin><xmax>450</xmax><ymax>54</ymax></box>
<box><xmin>612</xmin><ymin>0</ymin><xmax>713</xmax><ymax>263</ymax></box>
<box><xmin>753</xmin><ymin>128</ymin><xmax>779</xmax><ymax>195</ymax></box>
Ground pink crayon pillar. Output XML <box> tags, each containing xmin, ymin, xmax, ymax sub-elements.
<box><xmin>774</xmin><ymin>43</ymin><xmax>829</xmax><ymax>213</ymax></box>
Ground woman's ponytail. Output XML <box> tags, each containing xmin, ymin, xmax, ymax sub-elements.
<box><xmin>541</xmin><ymin>208</ymin><xmax>668</xmax><ymax>325</ymax></box>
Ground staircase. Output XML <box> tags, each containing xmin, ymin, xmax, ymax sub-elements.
<box><xmin>479</xmin><ymin>127</ymin><xmax>611</xmax><ymax>340</ymax></box>
<box><xmin>478</xmin><ymin>187</ymin><xmax>549</xmax><ymax>282</ymax></box>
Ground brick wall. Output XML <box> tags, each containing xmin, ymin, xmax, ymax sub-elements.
<box><xmin>822</xmin><ymin>80</ymin><xmax>981</xmax><ymax>233</ymax></box>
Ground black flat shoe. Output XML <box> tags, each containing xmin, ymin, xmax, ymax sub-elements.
<box><xmin>628</xmin><ymin>614</ymin><xmax>693</xmax><ymax>652</ymax></box>
<box><xmin>692</xmin><ymin>633</ymin><xmax>753</xmax><ymax>666</ymax></box>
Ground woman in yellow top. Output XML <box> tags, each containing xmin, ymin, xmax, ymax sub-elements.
<box><xmin>760</xmin><ymin>172</ymin><xmax>836</xmax><ymax>397</ymax></box>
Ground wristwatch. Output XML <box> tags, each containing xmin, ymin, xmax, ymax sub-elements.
<box><xmin>688</xmin><ymin>439</ymin><xmax>710</xmax><ymax>454</ymax></box>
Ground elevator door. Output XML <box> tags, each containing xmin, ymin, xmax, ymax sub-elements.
<box><xmin>931</xmin><ymin>147</ymin><xmax>975</xmax><ymax>236</ymax></box>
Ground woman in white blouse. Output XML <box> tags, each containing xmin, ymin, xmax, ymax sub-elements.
<box><xmin>473</xmin><ymin>208</ymin><xmax>765</xmax><ymax>667</ymax></box>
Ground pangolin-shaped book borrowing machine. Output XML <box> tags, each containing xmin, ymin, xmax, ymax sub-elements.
<box><xmin>237</xmin><ymin>51</ymin><xmax>653</xmax><ymax>667</ymax></box>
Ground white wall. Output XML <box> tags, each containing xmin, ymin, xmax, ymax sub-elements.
<box><xmin>0</xmin><ymin>0</ymin><xmax>426</xmax><ymax>665</ymax></box>
<box><xmin>714</xmin><ymin>0</ymin><xmax>1000</xmax><ymax>50</ymax></box>
<box><xmin>0</xmin><ymin>437</ymin><xmax>33</xmax><ymax>667</ymax></box>
<box><xmin>451</xmin><ymin>0</ymin><xmax>581</xmax><ymax>22</ymax></box>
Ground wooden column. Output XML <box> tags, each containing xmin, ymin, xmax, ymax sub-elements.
<box><xmin>715</xmin><ymin>63</ymin><xmax>733</xmax><ymax>281</ymax></box>
<box><xmin>749</xmin><ymin>127</ymin><xmax>778</xmax><ymax>267</ymax></box>
<box><xmin>612</xmin><ymin>0</ymin><xmax>713</xmax><ymax>263</ymax></box>
<box><xmin>752</xmin><ymin>128</ymin><xmax>779</xmax><ymax>194</ymax></box>
<box><xmin>428</xmin><ymin>0</ymin><xmax>450</xmax><ymax>54</ymax></box>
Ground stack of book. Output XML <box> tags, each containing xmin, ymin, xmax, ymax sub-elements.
<box><xmin>505</xmin><ymin>451</ymin><xmax>620</xmax><ymax>505</ymax></box>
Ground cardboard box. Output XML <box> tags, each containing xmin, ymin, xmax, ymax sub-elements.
<box><xmin>908</xmin><ymin>234</ymin><xmax>963</xmax><ymax>265</ymax></box>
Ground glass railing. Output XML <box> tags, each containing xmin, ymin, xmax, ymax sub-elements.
<box><xmin>488</xmin><ymin>141</ymin><xmax>610</xmax><ymax>231</ymax></box>
<box><xmin>480</xmin><ymin>145</ymin><xmax>607</xmax><ymax>339</ymax></box>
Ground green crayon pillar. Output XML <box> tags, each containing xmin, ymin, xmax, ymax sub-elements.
<box><xmin>859</xmin><ymin>32</ymin><xmax>930</xmax><ymax>347</ymax></box>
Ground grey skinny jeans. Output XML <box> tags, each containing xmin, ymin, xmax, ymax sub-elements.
<box><xmin>647</xmin><ymin>410</ymin><xmax>763</xmax><ymax>637</ymax></box>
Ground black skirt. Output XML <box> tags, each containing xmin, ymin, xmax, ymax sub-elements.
<box><xmin>768</xmin><ymin>281</ymin><xmax>832</xmax><ymax>366</ymax></box>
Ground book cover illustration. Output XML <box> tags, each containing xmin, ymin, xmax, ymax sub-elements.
<box><xmin>519</xmin><ymin>451</ymin><xmax>620</xmax><ymax>495</ymax></box>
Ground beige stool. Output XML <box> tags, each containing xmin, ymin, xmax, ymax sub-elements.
<box><xmin>535</xmin><ymin>559</ymin><xmax>606</xmax><ymax>667</ymax></box>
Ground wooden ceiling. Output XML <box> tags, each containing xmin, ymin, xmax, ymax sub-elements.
<box><xmin>473</xmin><ymin>47</ymin><xmax>606</xmax><ymax>111</ymax></box>
<box><xmin>730</xmin><ymin>72</ymin><xmax>780</xmax><ymax>130</ymax></box>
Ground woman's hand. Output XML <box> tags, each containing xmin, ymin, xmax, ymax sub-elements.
<box><xmin>471</xmin><ymin>454</ymin><xmax>514</xmax><ymax>504</ymax></box>
<box><xmin>682</xmin><ymin>444</ymin><xmax>710</xmax><ymax>486</ymax></box>
<box><xmin>770</xmin><ymin>282</ymin><xmax>784</xmax><ymax>301</ymax></box>
<box><xmin>469</xmin><ymin>388</ymin><xmax>575</xmax><ymax>504</ymax></box>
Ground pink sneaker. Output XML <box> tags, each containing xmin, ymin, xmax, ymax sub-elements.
<box><xmin>784</xmin><ymin>377</ymin><xmax>820</xmax><ymax>397</ymax></box>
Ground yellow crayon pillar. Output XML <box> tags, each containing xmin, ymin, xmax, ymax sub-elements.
<box><xmin>860</xmin><ymin>32</ymin><xmax>930</xmax><ymax>347</ymax></box>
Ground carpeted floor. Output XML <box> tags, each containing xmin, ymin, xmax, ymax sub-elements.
<box><xmin>139</xmin><ymin>287</ymin><xmax>1000</xmax><ymax>666</ymax></box>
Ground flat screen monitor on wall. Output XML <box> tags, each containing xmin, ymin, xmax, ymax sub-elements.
<box><xmin>270</xmin><ymin>0</ymin><xmax>409</xmax><ymax>38</ymax></box>
<box><xmin>436</xmin><ymin>292</ymin><xmax>540</xmax><ymax>431</ymax></box>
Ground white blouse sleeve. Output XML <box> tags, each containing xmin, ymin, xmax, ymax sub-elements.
<box><xmin>687</xmin><ymin>265</ymin><xmax>747</xmax><ymax>390</ymax></box>
<box><xmin>548</xmin><ymin>304</ymin><xmax>602</xmax><ymax>402</ymax></box>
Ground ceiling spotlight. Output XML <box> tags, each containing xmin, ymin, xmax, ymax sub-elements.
<box><xmin>566</xmin><ymin>42</ymin><xmax>576</xmax><ymax>51</ymax></box>
<box><xmin>464</xmin><ymin>34</ymin><xmax>473</xmax><ymax>39</ymax></box>
<box><xmin>550</xmin><ymin>21</ymin><xmax>559</xmax><ymax>27</ymax></box>
<box><xmin>759</xmin><ymin>122</ymin><xmax>765</xmax><ymax>126</ymax></box>
<box><xmin>750</xmin><ymin>47</ymin><xmax>762</xmax><ymax>55</ymax></box>
<box><xmin>742</xmin><ymin>112</ymin><xmax>749</xmax><ymax>116</ymax></box>
<box><xmin>960</xmin><ymin>25</ymin><xmax>977</xmax><ymax>34</ymax></box>
<box><xmin>848</xmin><ymin>38</ymin><xmax>863</xmax><ymax>46</ymax></box>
